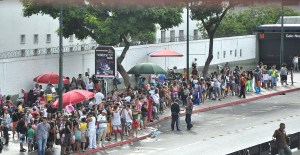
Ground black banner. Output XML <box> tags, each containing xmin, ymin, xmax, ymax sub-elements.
<box><xmin>95</xmin><ymin>46</ymin><xmax>116</xmax><ymax>78</ymax></box>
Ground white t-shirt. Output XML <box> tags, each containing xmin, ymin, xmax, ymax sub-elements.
<box><xmin>112</xmin><ymin>111</ymin><xmax>121</xmax><ymax>126</ymax></box>
<box><xmin>152</xmin><ymin>93</ymin><xmax>160</xmax><ymax>104</ymax></box>
<box><xmin>97</xmin><ymin>114</ymin><xmax>107</xmax><ymax>128</ymax></box>
<box><xmin>125</xmin><ymin>109</ymin><xmax>132</xmax><ymax>123</ymax></box>
<box><xmin>293</xmin><ymin>57</ymin><xmax>298</xmax><ymax>63</ymax></box>
<box><xmin>88</xmin><ymin>101</ymin><xmax>95</xmax><ymax>109</ymax></box>
<box><xmin>88</xmin><ymin>116</ymin><xmax>96</xmax><ymax>129</ymax></box>
<box><xmin>94</xmin><ymin>92</ymin><xmax>105</xmax><ymax>105</ymax></box>
<box><xmin>86</xmin><ymin>82</ymin><xmax>94</xmax><ymax>90</ymax></box>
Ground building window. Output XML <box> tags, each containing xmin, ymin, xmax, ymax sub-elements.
<box><xmin>33</xmin><ymin>49</ymin><xmax>38</xmax><ymax>56</ymax></box>
<box><xmin>179</xmin><ymin>30</ymin><xmax>184</xmax><ymax>41</ymax></box>
<box><xmin>69</xmin><ymin>47</ymin><xmax>74</xmax><ymax>52</ymax></box>
<box><xmin>223</xmin><ymin>51</ymin><xmax>226</xmax><ymax>58</ymax></box>
<box><xmin>230</xmin><ymin>50</ymin><xmax>232</xmax><ymax>55</ymax></box>
<box><xmin>21</xmin><ymin>49</ymin><xmax>26</xmax><ymax>57</ymax></box>
<box><xmin>161</xmin><ymin>30</ymin><xmax>166</xmax><ymax>43</ymax></box>
<box><xmin>34</xmin><ymin>34</ymin><xmax>39</xmax><ymax>44</ymax></box>
<box><xmin>240</xmin><ymin>49</ymin><xmax>242</xmax><ymax>57</ymax></box>
<box><xmin>69</xmin><ymin>35</ymin><xmax>74</xmax><ymax>42</ymax></box>
<box><xmin>20</xmin><ymin>34</ymin><xmax>26</xmax><ymax>44</ymax></box>
<box><xmin>81</xmin><ymin>46</ymin><xmax>85</xmax><ymax>51</ymax></box>
<box><xmin>235</xmin><ymin>49</ymin><xmax>237</xmax><ymax>57</ymax></box>
<box><xmin>46</xmin><ymin>48</ymin><xmax>51</xmax><ymax>55</ymax></box>
<box><xmin>46</xmin><ymin>34</ymin><xmax>51</xmax><ymax>43</ymax></box>
<box><xmin>217</xmin><ymin>51</ymin><xmax>220</xmax><ymax>59</ymax></box>
<box><xmin>193</xmin><ymin>29</ymin><xmax>199</xmax><ymax>40</ymax></box>
<box><xmin>170</xmin><ymin>30</ymin><xmax>175</xmax><ymax>42</ymax></box>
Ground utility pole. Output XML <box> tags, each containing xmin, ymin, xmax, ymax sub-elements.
<box><xmin>58</xmin><ymin>3</ymin><xmax>63</xmax><ymax>111</ymax></box>
<box><xmin>186</xmin><ymin>3</ymin><xmax>190</xmax><ymax>83</ymax></box>
<box><xmin>280</xmin><ymin>2</ymin><xmax>284</xmax><ymax>66</ymax></box>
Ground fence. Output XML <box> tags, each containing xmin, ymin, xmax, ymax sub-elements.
<box><xmin>227</xmin><ymin>132</ymin><xmax>300</xmax><ymax>155</ymax></box>
<box><xmin>0</xmin><ymin>43</ymin><xmax>98</xmax><ymax>60</ymax></box>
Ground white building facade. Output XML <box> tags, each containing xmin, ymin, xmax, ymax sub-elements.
<box><xmin>0</xmin><ymin>0</ymin><xmax>93</xmax><ymax>53</ymax></box>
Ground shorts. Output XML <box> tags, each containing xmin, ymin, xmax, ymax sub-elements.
<box><xmin>142</xmin><ymin>112</ymin><xmax>148</xmax><ymax>118</ymax></box>
<box><xmin>19</xmin><ymin>134</ymin><xmax>25</xmax><ymax>144</ymax></box>
<box><xmin>28</xmin><ymin>138</ymin><xmax>34</xmax><ymax>145</ymax></box>
<box><xmin>126</xmin><ymin>122</ymin><xmax>132</xmax><ymax>130</ymax></box>
<box><xmin>80</xmin><ymin>131</ymin><xmax>87</xmax><ymax>143</ymax></box>
<box><xmin>281</xmin><ymin>75</ymin><xmax>287</xmax><ymax>81</ymax></box>
<box><xmin>112</xmin><ymin>125</ymin><xmax>122</xmax><ymax>133</ymax></box>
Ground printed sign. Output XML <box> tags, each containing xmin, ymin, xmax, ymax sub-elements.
<box><xmin>95</xmin><ymin>46</ymin><xmax>116</xmax><ymax>78</ymax></box>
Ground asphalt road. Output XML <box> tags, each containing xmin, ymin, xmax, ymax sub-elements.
<box><xmin>94</xmin><ymin>91</ymin><xmax>300</xmax><ymax>155</ymax></box>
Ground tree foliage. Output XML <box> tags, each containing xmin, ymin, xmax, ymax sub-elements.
<box><xmin>212</xmin><ymin>5</ymin><xmax>300</xmax><ymax>38</ymax></box>
<box><xmin>190</xmin><ymin>1</ymin><xmax>236</xmax><ymax>77</ymax></box>
<box><xmin>22</xmin><ymin>0</ymin><xmax>183</xmax><ymax>86</ymax></box>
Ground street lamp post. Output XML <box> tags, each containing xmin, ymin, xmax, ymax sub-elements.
<box><xmin>58</xmin><ymin>4</ymin><xmax>63</xmax><ymax>111</ymax></box>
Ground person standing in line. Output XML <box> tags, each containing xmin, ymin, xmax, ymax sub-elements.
<box><xmin>280</xmin><ymin>63</ymin><xmax>288</xmax><ymax>86</ymax></box>
<box><xmin>87</xmin><ymin>112</ymin><xmax>97</xmax><ymax>149</ymax></box>
<box><xmin>171</xmin><ymin>99</ymin><xmax>181</xmax><ymax>131</ymax></box>
<box><xmin>238</xmin><ymin>74</ymin><xmax>246</xmax><ymax>98</ymax></box>
<box><xmin>293</xmin><ymin>55</ymin><xmax>299</xmax><ymax>72</ymax></box>
<box><xmin>272</xmin><ymin>123</ymin><xmax>292</xmax><ymax>155</ymax></box>
<box><xmin>36</xmin><ymin>117</ymin><xmax>50</xmax><ymax>155</ymax></box>
<box><xmin>185</xmin><ymin>96</ymin><xmax>193</xmax><ymax>130</ymax></box>
<box><xmin>17</xmin><ymin>115</ymin><xmax>27</xmax><ymax>152</ymax></box>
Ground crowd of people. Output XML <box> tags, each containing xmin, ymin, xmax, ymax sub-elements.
<box><xmin>0</xmin><ymin>61</ymin><xmax>294</xmax><ymax>154</ymax></box>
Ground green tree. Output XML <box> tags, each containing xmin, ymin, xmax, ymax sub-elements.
<box><xmin>214</xmin><ymin>5</ymin><xmax>300</xmax><ymax>38</ymax></box>
<box><xmin>22</xmin><ymin>0</ymin><xmax>183</xmax><ymax>86</ymax></box>
<box><xmin>190</xmin><ymin>1</ymin><xmax>236</xmax><ymax>77</ymax></box>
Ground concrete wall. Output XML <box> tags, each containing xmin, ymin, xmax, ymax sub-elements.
<box><xmin>0</xmin><ymin>35</ymin><xmax>256</xmax><ymax>95</ymax></box>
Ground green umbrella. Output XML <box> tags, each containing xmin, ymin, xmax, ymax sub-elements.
<box><xmin>127</xmin><ymin>63</ymin><xmax>167</xmax><ymax>74</ymax></box>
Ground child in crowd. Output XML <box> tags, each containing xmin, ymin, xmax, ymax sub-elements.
<box><xmin>27</xmin><ymin>123</ymin><xmax>35</xmax><ymax>152</ymax></box>
<box><xmin>74</xmin><ymin>123</ymin><xmax>81</xmax><ymax>152</ymax></box>
<box><xmin>79</xmin><ymin>118</ymin><xmax>87</xmax><ymax>152</ymax></box>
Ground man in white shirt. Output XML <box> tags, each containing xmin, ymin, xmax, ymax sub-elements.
<box><xmin>293</xmin><ymin>55</ymin><xmax>299</xmax><ymax>72</ymax></box>
<box><xmin>94</xmin><ymin>91</ymin><xmax>105</xmax><ymax>105</ymax></box>
<box><xmin>152</xmin><ymin>89</ymin><xmax>160</xmax><ymax>119</ymax></box>
<box><xmin>88</xmin><ymin>98</ymin><xmax>95</xmax><ymax>109</ymax></box>
<box><xmin>125</xmin><ymin>105</ymin><xmax>133</xmax><ymax>138</ymax></box>
<box><xmin>86</xmin><ymin>78</ymin><xmax>94</xmax><ymax>92</ymax></box>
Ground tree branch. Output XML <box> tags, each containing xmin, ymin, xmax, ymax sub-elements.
<box><xmin>117</xmin><ymin>34</ymin><xmax>130</xmax><ymax>63</ymax></box>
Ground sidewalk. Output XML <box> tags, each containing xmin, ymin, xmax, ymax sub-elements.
<box><xmin>76</xmin><ymin>73</ymin><xmax>300</xmax><ymax>155</ymax></box>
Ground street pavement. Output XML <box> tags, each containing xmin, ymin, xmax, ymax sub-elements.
<box><xmin>92</xmin><ymin>90</ymin><xmax>300</xmax><ymax>155</ymax></box>
<box><xmin>3</xmin><ymin>73</ymin><xmax>300</xmax><ymax>155</ymax></box>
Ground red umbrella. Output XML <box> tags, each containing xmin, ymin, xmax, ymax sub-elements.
<box><xmin>52</xmin><ymin>90</ymin><xmax>94</xmax><ymax>108</ymax></box>
<box><xmin>33</xmin><ymin>72</ymin><xmax>70</xmax><ymax>84</ymax></box>
<box><xmin>150</xmin><ymin>49</ymin><xmax>183</xmax><ymax>57</ymax></box>
<box><xmin>150</xmin><ymin>49</ymin><xmax>183</xmax><ymax>69</ymax></box>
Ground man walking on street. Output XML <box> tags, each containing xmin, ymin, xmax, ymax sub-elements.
<box><xmin>185</xmin><ymin>96</ymin><xmax>193</xmax><ymax>130</ymax></box>
<box><xmin>272</xmin><ymin>123</ymin><xmax>292</xmax><ymax>155</ymax></box>
<box><xmin>293</xmin><ymin>55</ymin><xmax>299</xmax><ymax>72</ymax></box>
<box><xmin>171</xmin><ymin>99</ymin><xmax>181</xmax><ymax>131</ymax></box>
<box><xmin>37</xmin><ymin>117</ymin><xmax>50</xmax><ymax>155</ymax></box>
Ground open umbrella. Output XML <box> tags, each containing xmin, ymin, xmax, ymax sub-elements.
<box><xmin>33</xmin><ymin>72</ymin><xmax>70</xmax><ymax>84</ymax></box>
<box><xmin>127</xmin><ymin>63</ymin><xmax>167</xmax><ymax>74</ymax></box>
<box><xmin>149</xmin><ymin>49</ymin><xmax>183</xmax><ymax>70</ymax></box>
<box><xmin>52</xmin><ymin>90</ymin><xmax>94</xmax><ymax>108</ymax></box>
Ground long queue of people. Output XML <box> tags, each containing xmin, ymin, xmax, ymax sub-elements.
<box><xmin>0</xmin><ymin>62</ymin><xmax>292</xmax><ymax>154</ymax></box>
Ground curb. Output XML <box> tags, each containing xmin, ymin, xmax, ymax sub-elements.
<box><xmin>75</xmin><ymin>133</ymin><xmax>151</xmax><ymax>155</ymax></box>
<box><xmin>76</xmin><ymin>87</ymin><xmax>300</xmax><ymax>155</ymax></box>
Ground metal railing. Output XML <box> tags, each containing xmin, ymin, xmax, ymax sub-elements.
<box><xmin>0</xmin><ymin>43</ymin><xmax>98</xmax><ymax>60</ymax></box>
<box><xmin>227</xmin><ymin>132</ymin><xmax>300</xmax><ymax>155</ymax></box>
<box><xmin>157</xmin><ymin>35</ymin><xmax>203</xmax><ymax>43</ymax></box>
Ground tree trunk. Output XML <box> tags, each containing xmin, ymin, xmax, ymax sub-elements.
<box><xmin>117</xmin><ymin>63</ymin><xmax>130</xmax><ymax>87</ymax></box>
<box><xmin>117</xmin><ymin>35</ymin><xmax>131</xmax><ymax>87</ymax></box>
<box><xmin>202</xmin><ymin>35</ymin><xmax>214</xmax><ymax>77</ymax></box>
